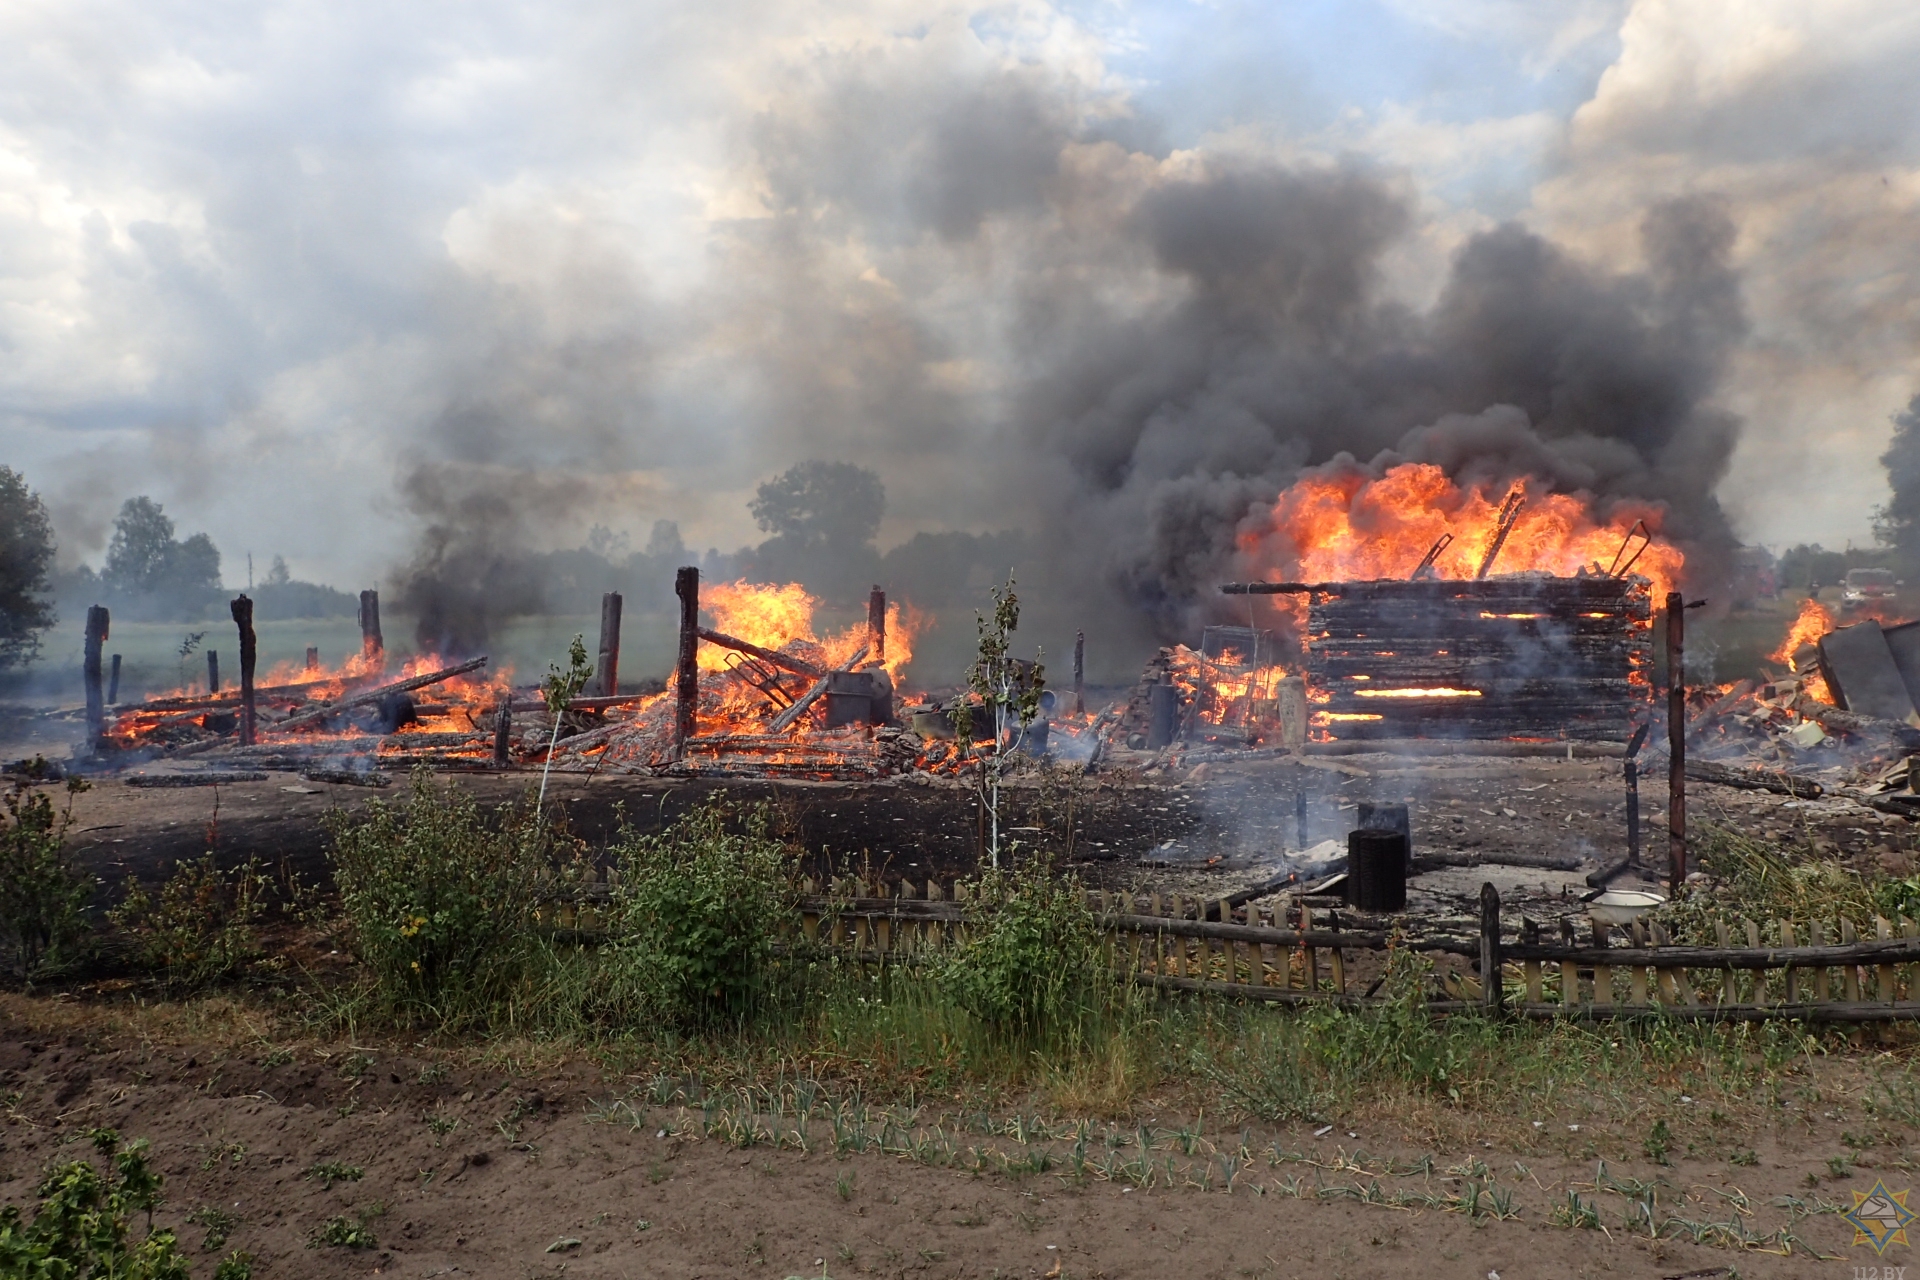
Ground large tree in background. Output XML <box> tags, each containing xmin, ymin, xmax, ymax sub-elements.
<box><xmin>745</xmin><ymin>461</ymin><xmax>885</xmax><ymax>601</ymax></box>
<box><xmin>100</xmin><ymin>496</ymin><xmax>222</xmax><ymax>611</ymax></box>
<box><xmin>749</xmin><ymin>461</ymin><xmax>885</xmax><ymax>552</ymax></box>
<box><xmin>0</xmin><ymin>467</ymin><xmax>57</xmax><ymax>669</ymax></box>
<box><xmin>1877</xmin><ymin>393</ymin><xmax>1920</xmax><ymax>571</ymax></box>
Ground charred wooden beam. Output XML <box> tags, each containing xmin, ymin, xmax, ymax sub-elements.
<box><xmin>1668</xmin><ymin>590</ymin><xmax>1686</xmax><ymax>890</ymax></box>
<box><xmin>206</xmin><ymin>650</ymin><xmax>219</xmax><ymax>695</ymax></box>
<box><xmin>107</xmin><ymin>654</ymin><xmax>120</xmax><ymax>706</ymax></box>
<box><xmin>1073</xmin><ymin>630</ymin><xmax>1085</xmax><ymax>716</ymax></box>
<box><xmin>270</xmin><ymin>657</ymin><xmax>489</xmax><ymax>733</ymax></box>
<box><xmin>674</xmin><ymin>566</ymin><xmax>699</xmax><ymax>755</ymax></box>
<box><xmin>83</xmin><ymin>606</ymin><xmax>108</xmax><ymax>750</ymax></box>
<box><xmin>594</xmin><ymin>592</ymin><xmax>622</xmax><ymax>697</ymax></box>
<box><xmin>869</xmin><ymin>585</ymin><xmax>886</xmax><ymax>664</ymax></box>
<box><xmin>358</xmin><ymin>589</ymin><xmax>383</xmax><ymax>663</ymax></box>
<box><xmin>697</xmin><ymin>628</ymin><xmax>825</xmax><ymax>678</ymax></box>
<box><xmin>230</xmin><ymin>594</ymin><xmax>257</xmax><ymax>746</ymax></box>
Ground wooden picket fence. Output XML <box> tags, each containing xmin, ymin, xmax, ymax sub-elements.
<box><xmin>535</xmin><ymin>869</ymin><xmax>1920</xmax><ymax>1024</ymax></box>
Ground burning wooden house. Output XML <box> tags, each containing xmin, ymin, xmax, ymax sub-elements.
<box><xmin>1224</xmin><ymin>573</ymin><xmax>1654</xmax><ymax>741</ymax></box>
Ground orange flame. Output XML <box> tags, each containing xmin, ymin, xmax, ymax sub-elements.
<box><xmin>1769</xmin><ymin>598</ymin><xmax>1833</xmax><ymax>669</ymax></box>
<box><xmin>101</xmin><ymin>647</ymin><xmax>513</xmax><ymax>754</ymax></box>
<box><xmin>1238</xmin><ymin>463</ymin><xmax>1684</xmax><ymax>596</ymax></box>
<box><xmin>700</xmin><ymin>580</ymin><xmax>916</xmax><ymax>684</ymax></box>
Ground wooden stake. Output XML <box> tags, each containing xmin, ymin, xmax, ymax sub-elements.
<box><xmin>358</xmin><ymin>589</ymin><xmax>383</xmax><ymax>664</ymax></box>
<box><xmin>493</xmin><ymin>693</ymin><xmax>512</xmax><ymax>767</ymax></box>
<box><xmin>1667</xmin><ymin>590</ymin><xmax>1686</xmax><ymax>890</ymax></box>
<box><xmin>206</xmin><ymin>649</ymin><xmax>220</xmax><ymax>695</ymax></box>
<box><xmin>304</xmin><ymin>646</ymin><xmax>319</xmax><ymax>672</ymax></box>
<box><xmin>230</xmin><ymin>594</ymin><xmax>256</xmax><ymax>746</ymax></box>
<box><xmin>107</xmin><ymin>653</ymin><xmax>121</xmax><ymax>705</ymax></box>
<box><xmin>674</xmin><ymin>566</ymin><xmax>699</xmax><ymax>755</ymax></box>
<box><xmin>1480</xmin><ymin>882</ymin><xmax>1503</xmax><ymax>1013</ymax></box>
<box><xmin>868</xmin><ymin>585</ymin><xmax>886</xmax><ymax>665</ymax></box>
<box><xmin>1073</xmin><ymin>630</ymin><xmax>1085</xmax><ymax>716</ymax></box>
<box><xmin>595</xmin><ymin>592</ymin><xmax>622</xmax><ymax>697</ymax></box>
<box><xmin>83</xmin><ymin>606</ymin><xmax>108</xmax><ymax>750</ymax></box>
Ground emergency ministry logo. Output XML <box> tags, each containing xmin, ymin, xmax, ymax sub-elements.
<box><xmin>1846</xmin><ymin>1179</ymin><xmax>1916</xmax><ymax>1255</ymax></box>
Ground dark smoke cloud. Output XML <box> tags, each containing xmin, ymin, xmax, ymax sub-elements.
<box><xmin>391</xmin><ymin>78</ymin><xmax>1751</xmax><ymax>667</ymax></box>
<box><xmin>998</xmin><ymin>159</ymin><xmax>1747</xmax><ymax>633</ymax></box>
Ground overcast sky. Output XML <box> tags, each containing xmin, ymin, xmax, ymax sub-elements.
<box><xmin>3</xmin><ymin>0</ymin><xmax>1916</xmax><ymax>587</ymax></box>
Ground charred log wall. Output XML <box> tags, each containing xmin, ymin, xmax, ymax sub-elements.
<box><xmin>1306</xmin><ymin>575</ymin><xmax>1652</xmax><ymax>741</ymax></box>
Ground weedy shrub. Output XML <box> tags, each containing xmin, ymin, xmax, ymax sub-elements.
<box><xmin>110</xmin><ymin>853</ymin><xmax>269</xmax><ymax>990</ymax></box>
<box><xmin>936</xmin><ymin>856</ymin><xmax>1113</xmax><ymax>1041</ymax></box>
<box><xmin>600</xmin><ymin>798</ymin><xmax>795</xmax><ymax>1027</ymax></box>
<box><xmin>0</xmin><ymin>1127</ymin><xmax>253</xmax><ymax>1278</ymax></box>
<box><xmin>1662</xmin><ymin>822</ymin><xmax>1878</xmax><ymax>942</ymax></box>
<box><xmin>324</xmin><ymin>766</ymin><xmax>547</xmax><ymax>1026</ymax></box>
<box><xmin>0</xmin><ymin>778</ymin><xmax>95</xmax><ymax>984</ymax></box>
<box><xmin>1200</xmin><ymin>946</ymin><xmax>1492</xmax><ymax>1119</ymax></box>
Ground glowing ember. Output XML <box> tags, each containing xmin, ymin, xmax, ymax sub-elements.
<box><xmin>100</xmin><ymin>648</ymin><xmax>512</xmax><ymax>755</ymax></box>
<box><xmin>1239</xmin><ymin>462</ymin><xmax>1684</xmax><ymax>596</ymax></box>
<box><xmin>1352</xmin><ymin>687</ymin><xmax>1483</xmax><ymax>699</ymax></box>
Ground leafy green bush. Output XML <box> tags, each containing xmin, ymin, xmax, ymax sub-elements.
<box><xmin>0</xmin><ymin>1127</ymin><xmax>251</xmax><ymax>1278</ymax></box>
<box><xmin>324</xmin><ymin>767</ymin><xmax>547</xmax><ymax>1024</ymax></box>
<box><xmin>601</xmin><ymin>798</ymin><xmax>795</xmax><ymax>1027</ymax></box>
<box><xmin>0</xmin><ymin>778</ymin><xmax>95</xmax><ymax>984</ymax></box>
<box><xmin>110</xmin><ymin>853</ymin><xmax>268</xmax><ymax>990</ymax></box>
<box><xmin>936</xmin><ymin>858</ymin><xmax>1111</xmax><ymax>1039</ymax></box>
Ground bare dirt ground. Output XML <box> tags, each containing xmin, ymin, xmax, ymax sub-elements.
<box><xmin>0</xmin><ymin>1013</ymin><xmax>1887</xmax><ymax>1279</ymax></box>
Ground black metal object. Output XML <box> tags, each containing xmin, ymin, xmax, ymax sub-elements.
<box><xmin>1475</xmin><ymin>488</ymin><xmax>1527</xmax><ymax>579</ymax></box>
<box><xmin>724</xmin><ymin>650</ymin><xmax>796</xmax><ymax>711</ymax></box>
<box><xmin>824</xmin><ymin>669</ymin><xmax>894</xmax><ymax>729</ymax></box>
<box><xmin>1411</xmin><ymin>533</ymin><xmax>1452</xmax><ymax>579</ymax></box>
<box><xmin>1147</xmin><ymin>681</ymin><xmax>1179</xmax><ymax>748</ymax></box>
<box><xmin>1356</xmin><ymin>801</ymin><xmax>1412</xmax><ymax>870</ymax></box>
<box><xmin>1347</xmin><ymin>829</ymin><xmax>1408</xmax><ymax>912</ymax></box>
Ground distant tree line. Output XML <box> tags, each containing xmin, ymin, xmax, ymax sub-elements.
<box><xmin>509</xmin><ymin>461</ymin><xmax>1027</xmax><ymax>619</ymax></box>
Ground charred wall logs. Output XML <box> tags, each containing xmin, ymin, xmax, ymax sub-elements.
<box><xmin>1303</xmin><ymin>574</ymin><xmax>1653</xmax><ymax>741</ymax></box>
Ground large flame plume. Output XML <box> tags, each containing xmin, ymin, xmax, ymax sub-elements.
<box><xmin>1239</xmin><ymin>463</ymin><xmax>1685</xmax><ymax>596</ymax></box>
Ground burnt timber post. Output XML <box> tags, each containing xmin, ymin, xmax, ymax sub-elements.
<box><xmin>493</xmin><ymin>693</ymin><xmax>512</xmax><ymax>767</ymax></box>
<box><xmin>1667</xmin><ymin>590</ymin><xmax>1686</xmax><ymax>891</ymax></box>
<box><xmin>358</xmin><ymin>590</ymin><xmax>383</xmax><ymax>663</ymax></box>
<box><xmin>107</xmin><ymin>654</ymin><xmax>121</xmax><ymax>705</ymax></box>
<box><xmin>594</xmin><ymin>592</ymin><xmax>623</xmax><ymax>697</ymax></box>
<box><xmin>207</xmin><ymin>650</ymin><xmax>220</xmax><ymax>695</ymax></box>
<box><xmin>1073</xmin><ymin>631</ymin><xmax>1085</xmax><ymax>715</ymax></box>
<box><xmin>83</xmin><ymin>606</ymin><xmax>109</xmax><ymax>750</ymax></box>
<box><xmin>1479</xmin><ymin>882</ymin><xmax>1504</xmax><ymax>1013</ymax></box>
<box><xmin>868</xmin><ymin>586</ymin><xmax>886</xmax><ymax>665</ymax></box>
<box><xmin>230</xmin><ymin>594</ymin><xmax>257</xmax><ymax>746</ymax></box>
<box><xmin>674</xmin><ymin>566</ymin><xmax>700</xmax><ymax>754</ymax></box>
<box><xmin>305</xmin><ymin>646</ymin><xmax>319</xmax><ymax>672</ymax></box>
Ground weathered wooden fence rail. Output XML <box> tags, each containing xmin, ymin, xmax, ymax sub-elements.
<box><xmin>533</xmin><ymin>870</ymin><xmax>1920</xmax><ymax>1025</ymax></box>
